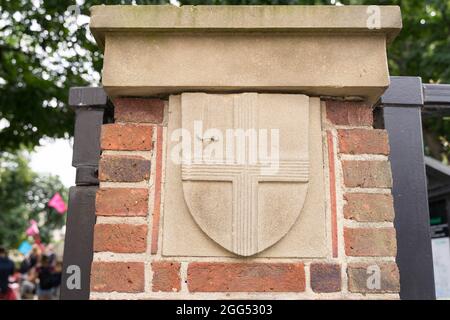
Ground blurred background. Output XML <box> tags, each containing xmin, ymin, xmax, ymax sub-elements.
<box><xmin>0</xmin><ymin>0</ymin><xmax>449</xmax><ymax>299</ymax></box>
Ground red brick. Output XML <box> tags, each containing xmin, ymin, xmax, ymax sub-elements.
<box><xmin>344</xmin><ymin>193</ymin><xmax>394</xmax><ymax>222</ymax></box>
<box><xmin>152</xmin><ymin>261</ymin><xmax>181</xmax><ymax>292</ymax></box>
<box><xmin>114</xmin><ymin>98</ymin><xmax>165</xmax><ymax>124</ymax></box>
<box><xmin>338</xmin><ymin>129</ymin><xmax>389</xmax><ymax>155</ymax></box>
<box><xmin>327</xmin><ymin>131</ymin><xmax>339</xmax><ymax>258</ymax></box>
<box><xmin>99</xmin><ymin>155</ymin><xmax>150</xmax><ymax>182</ymax></box>
<box><xmin>347</xmin><ymin>262</ymin><xmax>400</xmax><ymax>293</ymax></box>
<box><xmin>101</xmin><ymin>124</ymin><xmax>153</xmax><ymax>151</ymax></box>
<box><xmin>344</xmin><ymin>227</ymin><xmax>397</xmax><ymax>257</ymax></box>
<box><xmin>342</xmin><ymin>160</ymin><xmax>392</xmax><ymax>188</ymax></box>
<box><xmin>90</xmin><ymin>262</ymin><xmax>144</xmax><ymax>293</ymax></box>
<box><xmin>96</xmin><ymin>188</ymin><xmax>148</xmax><ymax>217</ymax></box>
<box><xmin>187</xmin><ymin>263</ymin><xmax>305</xmax><ymax>292</ymax></box>
<box><xmin>151</xmin><ymin>126</ymin><xmax>164</xmax><ymax>255</ymax></box>
<box><xmin>93</xmin><ymin>224</ymin><xmax>147</xmax><ymax>253</ymax></box>
<box><xmin>310</xmin><ymin>263</ymin><xmax>341</xmax><ymax>293</ymax></box>
<box><xmin>326</xmin><ymin>101</ymin><xmax>373</xmax><ymax>126</ymax></box>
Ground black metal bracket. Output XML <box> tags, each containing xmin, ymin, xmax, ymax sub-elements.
<box><xmin>422</xmin><ymin>84</ymin><xmax>450</xmax><ymax>116</ymax></box>
<box><xmin>60</xmin><ymin>87</ymin><xmax>112</xmax><ymax>300</ymax></box>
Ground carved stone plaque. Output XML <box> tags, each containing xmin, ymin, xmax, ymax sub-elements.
<box><xmin>162</xmin><ymin>93</ymin><xmax>327</xmax><ymax>258</ymax></box>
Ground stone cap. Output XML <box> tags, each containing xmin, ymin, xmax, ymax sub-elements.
<box><xmin>90</xmin><ymin>5</ymin><xmax>402</xmax><ymax>104</ymax></box>
<box><xmin>90</xmin><ymin>5</ymin><xmax>402</xmax><ymax>50</ymax></box>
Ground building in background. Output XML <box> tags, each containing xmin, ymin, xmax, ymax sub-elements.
<box><xmin>425</xmin><ymin>156</ymin><xmax>450</xmax><ymax>299</ymax></box>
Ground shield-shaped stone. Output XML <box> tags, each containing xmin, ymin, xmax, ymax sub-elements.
<box><xmin>180</xmin><ymin>93</ymin><xmax>310</xmax><ymax>256</ymax></box>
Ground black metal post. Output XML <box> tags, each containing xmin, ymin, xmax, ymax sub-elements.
<box><xmin>60</xmin><ymin>87</ymin><xmax>111</xmax><ymax>300</ymax></box>
<box><xmin>379</xmin><ymin>76</ymin><xmax>436</xmax><ymax>300</ymax></box>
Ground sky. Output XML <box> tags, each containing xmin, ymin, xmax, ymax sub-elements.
<box><xmin>29</xmin><ymin>138</ymin><xmax>75</xmax><ymax>187</ymax></box>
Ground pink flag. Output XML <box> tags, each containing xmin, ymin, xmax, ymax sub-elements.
<box><xmin>26</xmin><ymin>220</ymin><xmax>39</xmax><ymax>237</ymax></box>
<box><xmin>48</xmin><ymin>192</ymin><xmax>67</xmax><ymax>214</ymax></box>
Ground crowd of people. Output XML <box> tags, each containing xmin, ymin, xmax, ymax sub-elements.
<box><xmin>0</xmin><ymin>244</ymin><xmax>62</xmax><ymax>300</ymax></box>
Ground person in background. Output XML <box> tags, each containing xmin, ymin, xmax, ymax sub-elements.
<box><xmin>0</xmin><ymin>247</ymin><xmax>16</xmax><ymax>300</ymax></box>
<box><xmin>19</xmin><ymin>245</ymin><xmax>42</xmax><ymax>299</ymax></box>
<box><xmin>45</xmin><ymin>244</ymin><xmax>56</xmax><ymax>267</ymax></box>
<box><xmin>51</xmin><ymin>260</ymin><xmax>63</xmax><ymax>299</ymax></box>
<box><xmin>19</xmin><ymin>244</ymin><xmax>41</xmax><ymax>274</ymax></box>
<box><xmin>19</xmin><ymin>267</ymin><xmax>36</xmax><ymax>299</ymax></box>
<box><xmin>34</xmin><ymin>255</ymin><xmax>54</xmax><ymax>300</ymax></box>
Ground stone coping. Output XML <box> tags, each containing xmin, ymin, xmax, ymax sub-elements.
<box><xmin>90</xmin><ymin>5</ymin><xmax>402</xmax><ymax>49</ymax></box>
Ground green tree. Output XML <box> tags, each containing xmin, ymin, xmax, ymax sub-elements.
<box><xmin>0</xmin><ymin>152</ymin><xmax>67</xmax><ymax>248</ymax></box>
<box><xmin>0</xmin><ymin>0</ymin><xmax>449</xmax><ymax>158</ymax></box>
<box><xmin>0</xmin><ymin>152</ymin><xmax>33</xmax><ymax>248</ymax></box>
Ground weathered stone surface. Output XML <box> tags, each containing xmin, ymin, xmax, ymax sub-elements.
<box><xmin>344</xmin><ymin>227</ymin><xmax>397</xmax><ymax>257</ymax></box>
<box><xmin>151</xmin><ymin>261</ymin><xmax>181</xmax><ymax>292</ymax></box>
<box><xmin>90</xmin><ymin>6</ymin><xmax>401</xmax><ymax>103</ymax></box>
<box><xmin>114</xmin><ymin>98</ymin><xmax>165</xmax><ymax>124</ymax></box>
<box><xmin>163</xmin><ymin>95</ymin><xmax>327</xmax><ymax>258</ymax></box>
<box><xmin>101</xmin><ymin>123</ymin><xmax>153</xmax><ymax>151</ymax></box>
<box><xmin>90</xmin><ymin>262</ymin><xmax>144</xmax><ymax>293</ymax></box>
<box><xmin>310</xmin><ymin>263</ymin><xmax>341</xmax><ymax>293</ymax></box>
<box><xmin>342</xmin><ymin>160</ymin><xmax>393</xmax><ymax>188</ymax></box>
<box><xmin>181</xmin><ymin>93</ymin><xmax>309</xmax><ymax>256</ymax></box>
<box><xmin>326</xmin><ymin>101</ymin><xmax>374</xmax><ymax>126</ymax></box>
<box><xmin>91</xmin><ymin>5</ymin><xmax>402</xmax><ymax>42</ymax></box>
<box><xmin>344</xmin><ymin>193</ymin><xmax>394</xmax><ymax>222</ymax></box>
<box><xmin>96</xmin><ymin>188</ymin><xmax>149</xmax><ymax>217</ymax></box>
<box><xmin>347</xmin><ymin>262</ymin><xmax>400</xmax><ymax>293</ymax></box>
<box><xmin>187</xmin><ymin>262</ymin><xmax>305</xmax><ymax>292</ymax></box>
<box><xmin>338</xmin><ymin>129</ymin><xmax>389</xmax><ymax>155</ymax></box>
<box><xmin>99</xmin><ymin>155</ymin><xmax>150</xmax><ymax>182</ymax></box>
<box><xmin>93</xmin><ymin>224</ymin><xmax>147</xmax><ymax>253</ymax></box>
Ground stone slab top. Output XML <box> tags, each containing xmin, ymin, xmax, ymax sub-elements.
<box><xmin>90</xmin><ymin>5</ymin><xmax>402</xmax><ymax>49</ymax></box>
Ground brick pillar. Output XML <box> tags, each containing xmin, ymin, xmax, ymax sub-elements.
<box><xmin>90</xmin><ymin>98</ymin><xmax>167</xmax><ymax>297</ymax></box>
<box><xmin>325</xmin><ymin>100</ymin><xmax>400</xmax><ymax>297</ymax></box>
<box><xmin>89</xmin><ymin>98</ymin><xmax>400</xmax><ymax>299</ymax></box>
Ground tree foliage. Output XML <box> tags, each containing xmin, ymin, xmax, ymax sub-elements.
<box><xmin>0</xmin><ymin>152</ymin><xmax>67</xmax><ymax>248</ymax></box>
<box><xmin>0</xmin><ymin>0</ymin><xmax>449</xmax><ymax>158</ymax></box>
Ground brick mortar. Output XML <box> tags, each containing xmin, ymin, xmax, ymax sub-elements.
<box><xmin>102</xmin><ymin>150</ymin><xmax>153</xmax><ymax>160</ymax></box>
<box><xmin>321</xmin><ymin>103</ymin><xmax>335</xmax><ymax>260</ymax></box>
<box><xmin>345</xmin><ymin>256</ymin><xmax>397</xmax><ymax>263</ymax></box>
<box><xmin>303</xmin><ymin>263</ymin><xmax>313</xmax><ymax>294</ymax></box>
<box><xmin>155</xmin><ymin>126</ymin><xmax>168</xmax><ymax>255</ymax></box>
<box><xmin>332</xmin><ymin>127</ymin><xmax>349</xmax><ymax>295</ymax></box>
<box><xmin>93</xmin><ymin>252</ymin><xmax>147</xmax><ymax>262</ymax></box>
<box><xmin>339</xmin><ymin>154</ymin><xmax>389</xmax><ymax>161</ymax></box>
<box><xmin>344</xmin><ymin>187</ymin><xmax>392</xmax><ymax>194</ymax></box>
<box><xmin>99</xmin><ymin>181</ymin><xmax>149</xmax><ymax>189</ymax></box>
<box><xmin>115</xmin><ymin>121</ymin><xmax>156</xmax><ymax>127</ymax></box>
<box><xmin>343</xmin><ymin>221</ymin><xmax>395</xmax><ymax>228</ymax></box>
<box><xmin>90</xmin><ymin>291</ymin><xmax>399</xmax><ymax>300</ymax></box>
<box><xmin>96</xmin><ymin>217</ymin><xmax>147</xmax><ymax>225</ymax></box>
<box><xmin>333</xmin><ymin>125</ymin><xmax>374</xmax><ymax>130</ymax></box>
<box><xmin>180</xmin><ymin>262</ymin><xmax>189</xmax><ymax>293</ymax></box>
<box><xmin>144</xmin><ymin>124</ymin><xmax>158</xmax><ymax>293</ymax></box>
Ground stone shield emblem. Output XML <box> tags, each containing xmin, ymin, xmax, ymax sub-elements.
<box><xmin>181</xmin><ymin>93</ymin><xmax>310</xmax><ymax>256</ymax></box>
